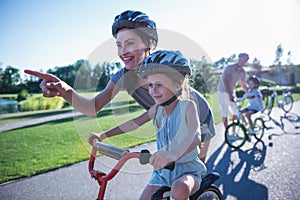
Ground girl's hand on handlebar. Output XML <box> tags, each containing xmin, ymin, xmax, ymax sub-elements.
<box><xmin>149</xmin><ymin>150</ymin><xmax>177</xmax><ymax>169</ymax></box>
<box><xmin>24</xmin><ymin>69</ymin><xmax>71</xmax><ymax>98</ymax></box>
<box><xmin>88</xmin><ymin>132</ymin><xmax>101</xmax><ymax>145</ymax></box>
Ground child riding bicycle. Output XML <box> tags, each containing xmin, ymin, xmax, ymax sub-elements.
<box><xmin>88</xmin><ymin>50</ymin><xmax>206</xmax><ymax>200</ymax></box>
<box><xmin>238</xmin><ymin>75</ymin><xmax>264</xmax><ymax>134</ymax></box>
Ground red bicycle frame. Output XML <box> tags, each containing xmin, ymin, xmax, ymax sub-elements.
<box><xmin>88</xmin><ymin>141</ymin><xmax>142</xmax><ymax>200</ymax></box>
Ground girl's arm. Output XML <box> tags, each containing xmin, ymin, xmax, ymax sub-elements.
<box><xmin>243</xmin><ymin>90</ymin><xmax>257</xmax><ymax>99</ymax></box>
<box><xmin>150</xmin><ymin>101</ymin><xmax>201</xmax><ymax>169</ymax></box>
<box><xmin>88</xmin><ymin>105</ymin><xmax>156</xmax><ymax>145</ymax></box>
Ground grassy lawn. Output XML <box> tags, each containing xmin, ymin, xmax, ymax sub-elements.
<box><xmin>0</xmin><ymin>91</ymin><xmax>155</xmax><ymax>183</ymax></box>
<box><xmin>0</xmin><ymin>91</ymin><xmax>299</xmax><ymax>183</ymax></box>
<box><xmin>0</xmin><ymin>103</ymin><xmax>156</xmax><ymax>183</ymax></box>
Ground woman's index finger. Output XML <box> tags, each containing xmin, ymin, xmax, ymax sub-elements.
<box><xmin>24</xmin><ymin>69</ymin><xmax>55</xmax><ymax>81</ymax></box>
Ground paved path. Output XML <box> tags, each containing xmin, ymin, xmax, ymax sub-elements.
<box><xmin>0</xmin><ymin>102</ymin><xmax>299</xmax><ymax>199</ymax></box>
<box><xmin>0</xmin><ymin>111</ymin><xmax>84</xmax><ymax>132</ymax></box>
<box><xmin>0</xmin><ymin>102</ymin><xmax>126</xmax><ymax>132</ymax></box>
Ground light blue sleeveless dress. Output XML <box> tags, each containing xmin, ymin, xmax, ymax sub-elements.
<box><xmin>148</xmin><ymin>100</ymin><xmax>207</xmax><ymax>187</ymax></box>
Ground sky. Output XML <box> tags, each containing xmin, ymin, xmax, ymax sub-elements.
<box><xmin>0</xmin><ymin>0</ymin><xmax>300</xmax><ymax>74</ymax></box>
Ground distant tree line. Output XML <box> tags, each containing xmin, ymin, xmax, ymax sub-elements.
<box><xmin>0</xmin><ymin>44</ymin><xmax>297</xmax><ymax>100</ymax></box>
<box><xmin>0</xmin><ymin>58</ymin><xmax>221</xmax><ymax>97</ymax></box>
<box><xmin>0</xmin><ymin>60</ymin><xmax>121</xmax><ymax>94</ymax></box>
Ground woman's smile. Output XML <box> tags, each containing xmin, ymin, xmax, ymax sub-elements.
<box><xmin>116</xmin><ymin>28</ymin><xmax>148</xmax><ymax>70</ymax></box>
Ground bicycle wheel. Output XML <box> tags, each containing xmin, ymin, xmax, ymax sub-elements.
<box><xmin>193</xmin><ymin>185</ymin><xmax>223</xmax><ymax>200</ymax></box>
<box><xmin>267</xmin><ymin>97</ymin><xmax>274</xmax><ymax>115</ymax></box>
<box><xmin>225</xmin><ymin>122</ymin><xmax>247</xmax><ymax>149</ymax></box>
<box><xmin>253</xmin><ymin>118</ymin><xmax>264</xmax><ymax>140</ymax></box>
<box><xmin>281</xmin><ymin>95</ymin><xmax>293</xmax><ymax>113</ymax></box>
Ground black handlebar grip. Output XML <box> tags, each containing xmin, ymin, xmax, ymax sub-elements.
<box><xmin>140</xmin><ymin>149</ymin><xmax>151</xmax><ymax>165</ymax></box>
<box><xmin>139</xmin><ymin>149</ymin><xmax>175</xmax><ymax>171</ymax></box>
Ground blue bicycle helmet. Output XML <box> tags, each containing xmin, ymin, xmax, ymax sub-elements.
<box><xmin>249</xmin><ymin>75</ymin><xmax>261</xmax><ymax>86</ymax></box>
<box><xmin>138</xmin><ymin>50</ymin><xmax>191</xmax><ymax>77</ymax></box>
<box><xmin>112</xmin><ymin>10</ymin><xmax>158</xmax><ymax>43</ymax></box>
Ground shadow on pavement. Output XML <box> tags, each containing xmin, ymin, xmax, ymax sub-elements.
<box><xmin>206</xmin><ymin>140</ymin><xmax>268</xmax><ymax>200</ymax></box>
<box><xmin>263</xmin><ymin>111</ymin><xmax>300</xmax><ymax>141</ymax></box>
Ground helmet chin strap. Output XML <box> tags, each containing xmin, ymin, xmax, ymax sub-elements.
<box><xmin>160</xmin><ymin>90</ymin><xmax>182</xmax><ymax>107</ymax></box>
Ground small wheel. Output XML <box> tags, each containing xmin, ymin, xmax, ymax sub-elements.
<box><xmin>281</xmin><ymin>95</ymin><xmax>293</xmax><ymax>113</ymax></box>
<box><xmin>267</xmin><ymin>97</ymin><xmax>274</xmax><ymax>115</ymax></box>
<box><xmin>253</xmin><ymin>118</ymin><xmax>265</xmax><ymax>140</ymax></box>
<box><xmin>193</xmin><ymin>185</ymin><xmax>223</xmax><ymax>200</ymax></box>
<box><xmin>225</xmin><ymin>122</ymin><xmax>247</xmax><ymax>149</ymax></box>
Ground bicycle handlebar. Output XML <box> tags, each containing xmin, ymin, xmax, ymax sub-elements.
<box><xmin>93</xmin><ymin>141</ymin><xmax>129</xmax><ymax>160</ymax></box>
<box><xmin>88</xmin><ymin>141</ymin><xmax>183</xmax><ymax>199</ymax></box>
<box><xmin>89</xmin><ymin>141</ymin><xmax>175</xmax><ymax>180</ymax></box>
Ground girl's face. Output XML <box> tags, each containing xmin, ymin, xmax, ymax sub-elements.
<box><xmin>248</xmin><ymin>80</ymin><xmax>256</xmax><ymax>89</ymax></box>
<box><xmin>116</xmin><ymin>28</ymin><xmax>149</xmax><ymax>70</ymax></box>
<box><xmin>147</xmin><ymin>73</ymin><xmax>181</xmax><ymax>105</ymax></box>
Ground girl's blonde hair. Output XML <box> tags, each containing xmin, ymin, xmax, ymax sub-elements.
<box><xmin>166</xmin><ymin>72</ymin><xmax>190</xmax><ymax>100</ymax></box>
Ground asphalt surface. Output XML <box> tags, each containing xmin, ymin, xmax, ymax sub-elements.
<box><xmin>0</xmin><ymin>102</ymin><xmax>299</xmax><ymax>200</ymax></box>
<box><xmin>0</xmin><ymin>110</ymin><xmax>84</xmax><ymax>132</ymax></box>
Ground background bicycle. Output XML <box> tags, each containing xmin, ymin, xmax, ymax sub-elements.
<box><xmin>261</xmin><ymin>84</ymin><xmax>294</xmax><ymax>115</ymax></box>
<box><xmin>225</xmin><ymin>99</ymin><xmax>265</xmax><ymax>149</ymax></box>
<box><xmin>89</xmin><ymin>141</ymin><xmax>223</xmax><ymax>200</ymax></box>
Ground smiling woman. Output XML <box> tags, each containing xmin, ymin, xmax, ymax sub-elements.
<box><xmin>24</xmin><ymin>10</ymin><xmax>158</xmax><ymax>115</ymax></box>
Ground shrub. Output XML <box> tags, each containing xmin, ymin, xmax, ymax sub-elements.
<box><xmin>19</xmin><ymin>95</ymin><xmax>66</xmax><ymax>111</ymax></box>
<box><xmin>17</xmin><ymin>89</ymin><xmax>29</xmax><ymax>101</ymax></box>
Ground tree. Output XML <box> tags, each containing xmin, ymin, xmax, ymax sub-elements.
<box><xmin>273</xmin><ymin>44</ymin><xmax>283</xmax><ymax>66</ymax></box>
<box><xmin>0</xmin><ymin>65</ymin><xmax>3</xmax><ymax>91</ymax></box>
<box><xmin>73</xmin><ymin>59</ymin><xmax>92</xmax><ymax>90</ymax></box>
<box><xmin>190</xmin><ymin>57</ymin><xmax>218</xmax><ymax>96</ymax></box>
<box><xmin>287</xmin><ymin>50</ymin><xmax>292</xmax><ymax>65</ymax></box>
<box><xmin>1</xmin><ymin>66</ymin><xmax>20</xmax><ymax>93</ymax></box>
<box><xmin>90</xmin><ymin>63</ymin><xmax>110</xmax><ymax>90</ymax></box>
<box><xmin>213</xmin><ymin>54</ymin><xmax>236</xmax><ymax>69</ymax></box>
<box><xmin>252</xmin><ymin>57</ymin><xmax>262</xmax><ymax>71</ymax></box>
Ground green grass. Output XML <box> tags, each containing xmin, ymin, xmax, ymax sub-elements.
<box><xmin>0</xmin><ymin>104</ymin><xmax>155</xmax><ymax>183</ymax></box>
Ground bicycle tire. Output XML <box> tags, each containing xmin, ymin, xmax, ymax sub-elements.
<box><xmin>192</xmin><ymin>185</ymin><xmax>223</xmax><ymax>200</ymax></box>
<box><xmin>225</xmin><ymin>122</ymin><xmax>247</xmax><ymax>149</ymax></box>
<box><xmin>267</xmin><ymin>97</ymin><xmax>274</xmax><ymax>115</ymax></box>
<box><xmin>253</xmin><ymin>118</ymin><xmax>264</xmax><ymax>140</ymax></box>
<box><xmin>281</xmin><ymin>95</ymin><xmax>293</xmax><ymax>113</ymax></box>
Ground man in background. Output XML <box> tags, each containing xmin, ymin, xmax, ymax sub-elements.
<box><xmin>217</xmin><ymin>53</ymin><xmax>249</xmax><ymax>128</ymax></box>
